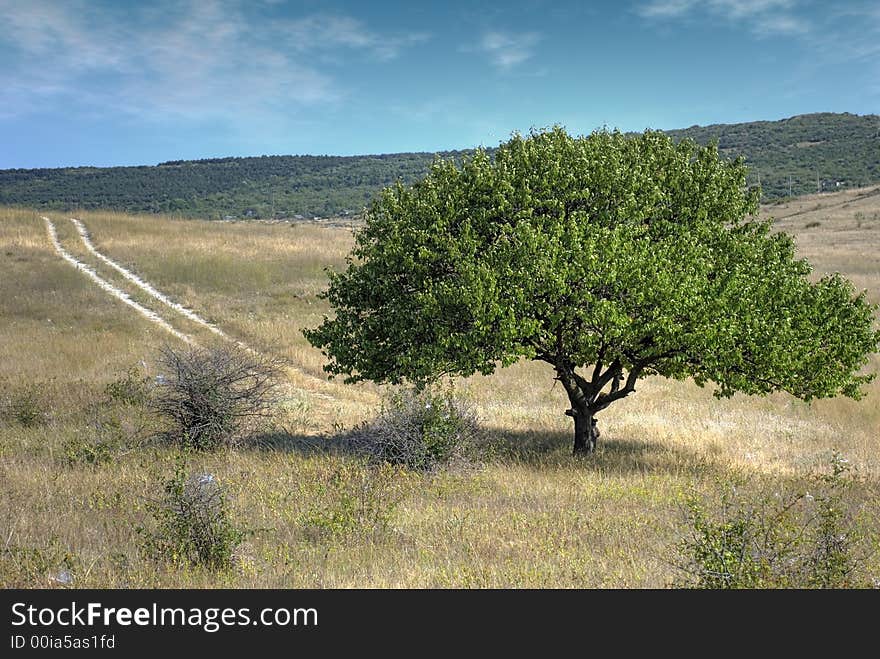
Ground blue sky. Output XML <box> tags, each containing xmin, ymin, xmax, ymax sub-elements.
<box><xmin>1</xmin><ymin>0</ymin><xmax>878</xmax><ymax>168</ymax></box>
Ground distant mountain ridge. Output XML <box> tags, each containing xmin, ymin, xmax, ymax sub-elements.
<box><xmin>2</xmin><ymin>112</ymin><xmax>878</xmax><ymax>220</ymax></box>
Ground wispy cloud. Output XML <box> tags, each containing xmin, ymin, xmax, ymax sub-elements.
<box><xmin>637</xmin><ymin>0</ymin><xmax>879</xmax><ymax>102</ymax></box>
<box><xmin>638</xmin><ymin>0</ymin><xmax>700</xmax><ymax>18</ymax></box>
<box><xmin>0</xmin><ymin>0</ymin><xmax>427</xmax><ymax>122</ymax></box>
<box><xmin>474</xmin><ymin>30</ymin><xmax>541</xmax><ymax>70</ymax></box>
<box><xmin>751</xmin><ymin>13</ymin><xmax>810</xmax><ymax>36</ymax></box>
<box><xmin>639</xmin><ymin>0</ymin><xmax>880</xmax><ymax>70</ymax></box>
<box><xmin>282</xmin><ymin>14</ymin><xmax>429</xmax><ymax>61</ymax></box>
<box><xmin>797</xmin><ymin>2</ymin><xmax>880</xmax><ymax>93</ymax></box>
<box><xmin>637</xmin><ymin>0</ymin><xmax>809</xmax><ymax>36</ymax></box>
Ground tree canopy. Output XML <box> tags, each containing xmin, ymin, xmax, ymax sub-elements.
<box><xmin>304</xmin><ymin>127</ymin><xmax>879</xmax><ymax>454</ymax></box>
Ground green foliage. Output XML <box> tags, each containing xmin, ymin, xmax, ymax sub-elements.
<box><xmin>299</xmin><ymin>462</ymin><xmax>409</xmax><ymax>540</ymax></box>
<box><xmin>0</xmin><ymin>537</ymin><xmax>80</xmax><ymax>588</ymax></box>
<box><xmin>666</xmin><ymin>112</ymin><xmax>880</xmax><ymax>198</ymax></box>
<box><xmin>61</xmin><ymin>429</ymin><xmax>120</xmax><ymax>467</ymax></box>
<box><xmin>351</xmin><ymin>387</ymin><xmax>482</xmax><ymax>471</ymax></box>
<box><xmin>60</xmin><ymin>410</ymin><xmax>141</xmax><ymax>467</ymax></box>
<box><xmin>0</xmin><ymin>151</ymin><xmax>469</xmax><ymax>219</ymax></box>
<box><xmin>2</xmin><ymin>113</ymin><xmax>877</xmax><ymax>217</ymax></box>
<box><xmin>104</xmin><ymin>365</ymin><xmax>152</xmax><ymax>407</ymax></box>
<box><xmin>62</xmin><ymin>366</ymin><xmax>152</xmax><ymax>467</ymax></box>
<box><xmin>306</xmin><ymin>126</ymin><xmax>879</xmax><ymax>438</ymax></box>
<box><xmin>137</xmin><ymin>458</ymin><xmax>245</xmax><ymax>570</ymax></box>
<box><xmin>676</xmin><ymin>454</ymin><xmax>874</xmax><ymax>588</ymax></box>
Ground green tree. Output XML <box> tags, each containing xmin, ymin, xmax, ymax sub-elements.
<box><xmin>304</xmin><ymin>127</ymin><xmax>879</xmax><ymax>455</ymax></box>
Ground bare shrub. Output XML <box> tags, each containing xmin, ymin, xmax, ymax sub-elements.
<box><xmin>349</xmin><ymin>387</ymin><xmax>482</xmax><ymax>471</ymax></box>
<box><xmin>151</xmin><ymin>344</ymin><xmax>282</xmax><ymax>450</ymax></box>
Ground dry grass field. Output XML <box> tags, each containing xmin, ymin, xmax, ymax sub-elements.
<box><xmin>1</xmin><ymin>185</ymin><xmax>878</xmax><ymax>588</ymax></box>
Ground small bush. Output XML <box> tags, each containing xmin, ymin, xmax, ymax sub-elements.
<box><xmin>299</xmin><ymin>462</ymin><xmax>410</xmax><ymax>540</ymax></box>
<box><xmin>674</xmin><ymin>454</ymin><xmax>874</xmax><ymax>588</ymax></box>
<box><xmin>1</xmin><ymin>383</ymin><xmax>49</xmax><ymax>427</ymax></box>
<box><xmin>62</xmin><ymin>434</ymin><xmax>118</xmax><ymax>467</ymax></box>
<box><xmin>61</xmin><ymin>413</ymin><xmax>133</xmax><ymax>467</ymax></box>
<box><xmin>151</xmin><ymin>344</ymin><xmax>282</xmax><ymax>450</ymax></box>
<box><xmin>0</xmin><ymin>537</ymin><xmax>80</xmax><ymax>588</ymax></box>
<box><xmin>137</xmin><ymin>458</ymin><xmax>245</xmax><ymax>570</ymax></box>
<box><xmin>350</xmin><ymin>387</ymin><xmax>482</xmax><ymax>471</ymax></box>
<box><xmin>104</xmin><ymin>365</ymin><xmax>151</xmax><ymax>406</ymax></box>
<box><xmin>61</xmin><ymin>394</ymin><xmax>151</xmax><ymax>467</ymax></box>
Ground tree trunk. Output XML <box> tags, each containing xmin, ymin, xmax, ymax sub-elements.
<box><xmin>569</xmin><ymin>408</ymin><xmax>599</xmax><ymax>455</ymax></box>
<box><xmin>556</xmin><ymin>364</ymin><xmax>601</xmax><ymax>456</ymax></box>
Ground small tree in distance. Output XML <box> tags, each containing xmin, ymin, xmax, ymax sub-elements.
<box><xmin>305</xmin><ymin>127</ymin><xmax>879</xmax><ymax>455</ymax></box>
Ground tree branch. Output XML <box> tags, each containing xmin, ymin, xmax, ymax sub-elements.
<box><xmin>595</xmin><ymin>358</ymin><xmax>622</xmax><ymax>391</ymax></box>
<box><xmin>592</xmin><ymin>359</ymin><xmax>649</xmax><ymax>411</ymax></box>
<box><xmin>591</xmin><ymin>344</ymin><xmax>607</xmax><ymax>385</ymax></box>
<box><xmin>526</xmin><ymin>338</ymin><xmax>555</xmax><ymax>364</ymax></box>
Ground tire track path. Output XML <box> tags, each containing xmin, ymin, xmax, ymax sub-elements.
<box><xmin>53</xmin><ymin>216</ymin><xmax>342</xmax><ymax>404</ymax></box>
<box><xmin>69</xmin><ymin>217</ymin><xmax>237</xmax><ymax>344</ymax></box>
<box><xmin>42</xmin><ymin>216</ymin><xmax>193</xmax><ymax>344</ymax></box>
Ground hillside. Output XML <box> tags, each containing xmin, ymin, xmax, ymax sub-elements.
<box><xmin>0</xmin><ymin>151</ymin><xmax>468</xmax><ymax>221</ymax></box>
<box><xmin>667</xmin><ymin>112</ymin><xmax>880</xmax><ymax>199</ymax></box>
<box><xmin>1</xmin><ymin>112</ymin><xmax>878</xmax><ymax>219</ymax></box>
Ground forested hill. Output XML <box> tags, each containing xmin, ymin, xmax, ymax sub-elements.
<box><xmin>666</xmin><ymin>112</ymin><xmax>880</xmax><ymax>199</ymax></box>
<box><xmin>0</xmin><ymin>151</ymin><xmax>467</xmax><ymax>220</ymax></box>
<box><xmin>2</xmin><ymin>112</ymin><xmax>878</xmax><ymax>220</ymax></box>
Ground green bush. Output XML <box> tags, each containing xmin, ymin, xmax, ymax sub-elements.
<box><xmin>104</xmin><ymin>365</ymin><xmax>151</xmax><ymax>406</ymax></box>
<box><xmin>61</xmin><ymin>401</ymin><xmax>150</xmax><ymax>468</ymax></box>
<box><xmin>137</xmin><ymin>458</ymin><xmax>245</xmax><ymax>570</ymax></box>
<box><xmin>0</xmin><ymin>537</ymin><xmax>80</xmax><ymax>588</ymax></box>
<box><xmin>61</xmin><ymin>434</ymin><xmax>118</xmax><ymax>467</ymax></box>
<box><xmin>675</xmin><ymin>454</ymin><xmax>874</xmax><ymax>588</ymax></box>
<box><xmin>350</xmin><ymin>387</ymin><xmax>481</xmax><ymax>471</ymax></box>
<box><xmin>299</xmin><ymin>462</ymin><xmax>410</xmax><ymax>540</ymax></box>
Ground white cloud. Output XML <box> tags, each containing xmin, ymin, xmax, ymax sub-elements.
<box><xmin>0</xmin><ymin>0</ymin><xmax>427</xmax><ymax>123</ymax></box>
<box><xmin>710</xmin><ymin>1</ymin><xmax>796</xmax><ymax>19</ymax></box>
<box><xmin>281</xmin><ymin>14</ymin><xmax>429</xmax><ymax>61</ymax></box>
<box><xmin>475</xmin><ymin>30</ymin><xmax>541</xmax><ymax>70</ymax></box>
<box><xmin>638</xmin><ymin>0</ymin><xmax>699</xmax><ymax>18</ymax></box>
<box><xmin>637</xmin><ymin>0</ymin><xmax>808</xmax><ymax>36</ymax></box>
<box><xmin>752</xmin><ymin>13</ymin><xmax>810</xmax><ymax>35</ymax></box>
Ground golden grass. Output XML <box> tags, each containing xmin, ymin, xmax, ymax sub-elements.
<box><xmin>1</xmin><ymin>190</ymin><xmax>878</xmax><ymax>588</ymax></box>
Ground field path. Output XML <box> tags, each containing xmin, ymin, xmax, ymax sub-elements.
<box><xmin>69</xmin><ymin>217</ymin><xmax>239</xmax><ymax>344</ymax></box>
<box><xmin>42</xmin><ymin>216</ymin><xmax>193</xmax><ymax>344</ymax></box>
<box><xmin>49</xmin><ymin>216</ymin><xmax>340</xmax><ymax>404</ymax></box>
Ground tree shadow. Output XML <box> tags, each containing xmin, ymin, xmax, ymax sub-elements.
<box><xmin>245</xmin><ymin>427</ymin><xmax>359</xmax><ymax>456</ymax></box>
<box><xmin>248</xmin><ymin>423</ymin><xmax>724</xmax><ymax>479</ymax></box>
<box><xmin>483</xmin><ymin>427</ymin><xmax>725</xmax><ymax>478</ymax></box>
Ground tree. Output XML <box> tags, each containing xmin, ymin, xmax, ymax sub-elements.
<box><xmin>304</xmin><ymin>127</ymin><xmax>879</xmax><ymax>455</ymax></box>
